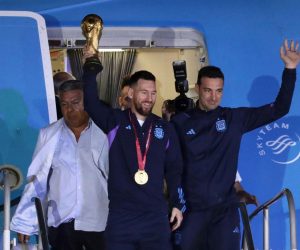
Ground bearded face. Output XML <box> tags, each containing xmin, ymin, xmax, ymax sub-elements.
<box><xmin>129</xmin><ymin>79</ymin><xmax>157</xmax><ymax>119</ymax></box>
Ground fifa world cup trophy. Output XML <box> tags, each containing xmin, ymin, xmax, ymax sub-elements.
<box><xmin>81</xmin><ymin>14</ymin><xmax>103</xmax><ymax>72</ymax></box>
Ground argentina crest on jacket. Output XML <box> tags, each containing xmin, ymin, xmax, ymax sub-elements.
<box><xmin>216</xmin><ymin>119</ymin><xmax>226</xmax><ymax>132</ymax></box>
<box><xmin>154</xmin><ymin>126</ymin><xmax>164</xmax><ymax>139</ymax></box>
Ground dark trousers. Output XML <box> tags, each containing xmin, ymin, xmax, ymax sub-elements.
<box><xmin>174</xmin><ymin>203</ymin><xmax>240</xmax><ymax>250</ymax></box>
<box><xmin>48</xmin><ymin>220</ymin><xmax>106</xmax><ymax>250</ymax></box>
<box><xmin>105</xmin><ymin>210</ymin><xmax>172</xmax><ymax>250</ymax></box>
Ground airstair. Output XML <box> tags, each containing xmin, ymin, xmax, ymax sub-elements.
<box><xmin>241</xmin><ymin>188</ymin><xmax>297</xmax><ymax>250</ymax></box>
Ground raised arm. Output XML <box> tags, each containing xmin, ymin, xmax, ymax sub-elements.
<box><xmin>241</xmin><ymin>40</ymin><xmax>299</xmax><ymax>132</ymax></box>
<box><xmin>280</xmin><ymin>39</ymin><xmax>300</xmax><ymax>69</ymax></box>
<box><xmin>82</xmin><ymin>56</ymin><xmax>112</xmax><ymax>133</ymax></box>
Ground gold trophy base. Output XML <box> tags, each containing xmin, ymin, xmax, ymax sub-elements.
<box><xmin>83</xmin><ymin>56</ymin><xmax>103</xmax><ymax>73</ymax></box>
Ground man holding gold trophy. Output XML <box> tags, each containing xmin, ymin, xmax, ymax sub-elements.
<box><xmin>82</xmin><ymin>14</ymin><xmax>186</xmax><ymax>250</ymax></box>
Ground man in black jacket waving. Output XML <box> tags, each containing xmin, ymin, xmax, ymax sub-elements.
<box><xmin>171</xmin><ymin>40</ymin><xmax>300</xmax><ymax>250</ymax></box>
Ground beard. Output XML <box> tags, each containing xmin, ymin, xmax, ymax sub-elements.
<box><xmin>133</xmin><ymin>101</ymin><xmax>153</xmax><ymax>117</ymax></box>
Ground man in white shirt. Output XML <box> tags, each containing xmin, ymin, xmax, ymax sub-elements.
<box><xmin>11</xmin><ymin>80</ymin><xmax>109</xmax><ymax>250</ymax></box>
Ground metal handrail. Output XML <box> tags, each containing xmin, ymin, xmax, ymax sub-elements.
<box><xmin>239</xmin><ymin>202</ymin><xmax>255</xmax><ymax>250</ymax></box>
<box><xmin>34</xmin><ymin>197</ymin><xmax>49</xmax><ymax>250</ymax></box>
<box><xmin>242</xmin><ymin>188</ymin><xmax>297</xmax><ymax>250</ymax></box>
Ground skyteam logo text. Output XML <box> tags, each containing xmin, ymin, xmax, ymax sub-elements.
<box><xmin>256</xmin><ymin>122</ymin><xmax>300</xmax><ymax>165</ymax></box>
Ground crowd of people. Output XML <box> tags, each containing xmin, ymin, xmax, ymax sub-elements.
<box><xmin>10</xmin><ymin>40</ymin><xmax>300</xmax><ymax>249</ymax></box>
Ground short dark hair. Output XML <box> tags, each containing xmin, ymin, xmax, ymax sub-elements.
<box><xmin>58</xmin><ymin>80</ymin><xmax>83</xmax><ymax>93</ymax></box>
<box><xmin>129</xmin><ymin>70</ymin><xmax>156</xmax><ymax>87</ymax></box>
<box><xmin>53</xmin><ymin>72</ymin><xmax>75</xmax><ymax>94</ymax></box>
<box><xmin>121</xmin><ymin>75</ymin><xmax>131</xmax><ymax>89</ymax></box>
<box><xmin>197</xmin><ymin>66</ymin><xmax>224</xmax><ymax>85</ymax></box>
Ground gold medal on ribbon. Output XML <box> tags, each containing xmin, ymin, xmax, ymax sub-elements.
<box><xmin>134</xmin><ymin>170</ymin><xmax>149</xmax><ymax>185</ymax></box>
<box><xmin>129</xmin><ymin>112</ymin><xmax>152</xmax><ymax>186</ymax></box>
